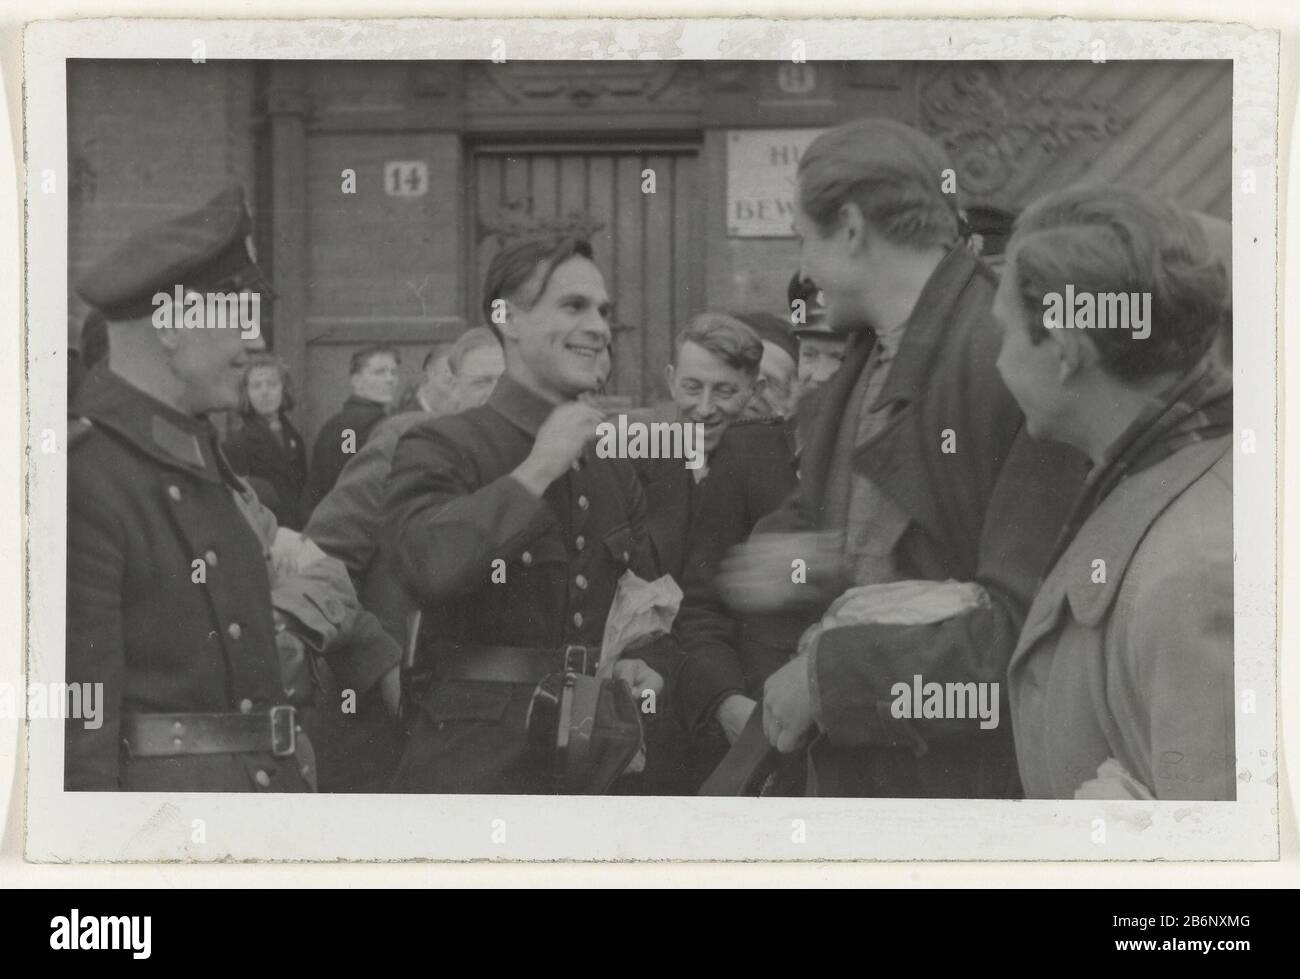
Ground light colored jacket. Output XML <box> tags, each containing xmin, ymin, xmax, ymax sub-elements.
<box><xmin>1009</xmin><ymin>436</ymin><xmax>1233</xmax><ymax>800</ymax></box>
<box><xmin>236</xmin><ymin>478</ymin><xmax>401</xmax><ymax>696</ymax></box>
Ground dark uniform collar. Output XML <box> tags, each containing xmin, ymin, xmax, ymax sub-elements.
<box><xmin>73</xmin><ymin>368</ymin><xmax>230</xmax><ymax>484</ymax></box>
<box><xmin>487</xmin><ymin>374</ymin><xmax>561</xmax><ymax>437</ymax></box>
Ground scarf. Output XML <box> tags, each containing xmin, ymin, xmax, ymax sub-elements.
<box><xmin>1048</xmin><ymin>355</ymin><xmax>1232</xmax><ymax>568</ymax></box>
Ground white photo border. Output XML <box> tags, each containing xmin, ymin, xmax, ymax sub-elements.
<box><xmin>22</xmin><ymin>16</ymin><xmax>1280</xmax><ymax>863</ymax></box>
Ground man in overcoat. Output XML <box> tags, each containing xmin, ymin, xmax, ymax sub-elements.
<box><xmin>67</xmin><ymin>185</ymin><xmax>399</xmax><ymax>792</ymax></box>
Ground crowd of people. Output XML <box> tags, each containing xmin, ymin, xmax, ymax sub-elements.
<box><xmin>65</xmin><ymin>116</ymin><xmax>1234</xmax><ymax>802</ymax></box>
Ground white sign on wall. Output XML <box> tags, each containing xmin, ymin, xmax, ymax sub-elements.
<box><xmin>726</xmin><ymin>129</ymin><xmax>825</xmax><ymax>237</ymax></box>
<box><xmin>384</xmin><ymin>160</ymin><xmax>429</xmax><ymax>197</ymax></box>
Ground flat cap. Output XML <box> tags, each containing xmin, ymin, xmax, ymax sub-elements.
<box><xmin>75</xmin><ymin>184</ymin><xmax>271</xmax><ymax>322</ymax></box>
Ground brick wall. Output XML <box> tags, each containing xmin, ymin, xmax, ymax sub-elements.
<box><xmin>67</xmin><ymin>60</ymin><xmax>259</xmax><ymax>348</ymax></box>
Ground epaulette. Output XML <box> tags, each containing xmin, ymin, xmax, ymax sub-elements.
<box><xmin>68</xmin><ymin>416</ymin><xmax>95</xmax><ymax>450</ymax></box>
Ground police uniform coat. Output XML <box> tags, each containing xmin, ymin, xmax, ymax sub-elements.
<box><xmin>67</xmin><ymin>370</ymin><xmax>400</xmax><ymax>792</ymax></box>
<box><xmin>383</xmin><ymin>375</ymin><xmax>659</xmax><ymax>794</ymax></box>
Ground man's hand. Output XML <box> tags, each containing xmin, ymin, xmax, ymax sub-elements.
<box><xmin>715</xmin><ymin>531</ymin><xmax>844</xmax><ymax>615</ymax></box>
<box><xmin>512</xmin><ymin>401</ymin><xmax>606</xmax><ymax>496</ymax></box>
<box><xmin>762</xmin><ymin>655</ymin><xmax>816</xmax><ymax>754</ymax></box>
<box><xmin>612</xmin><ymin>658</ymin><xmax>664</xmax><ymax>703</ymax></box>
<box><xmin>270</xmin><ymin>528</ymin><xmax>328</xmax><ymax>581</ymax></box>
<box><xmin>716</xmin><ymin>694</ymin><xmax>758</xmax><ymax>745</ymax></box>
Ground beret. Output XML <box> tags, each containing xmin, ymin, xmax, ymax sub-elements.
<box><xmin>731</xmin><ymin>310</ymin><xmax>798</xmax><ymax>365</ymax></box>
<box><xmin>786</xmin><ymin>273</ymin><xmax>834</xmax><ymax>338</ymax></box>
<box><xmin>75</xmin><ymin>183</ymin><xmax>271</xmax><ymax>322</ymax></box>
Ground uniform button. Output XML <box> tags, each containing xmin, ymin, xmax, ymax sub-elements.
<box><xmin>521</xmin><ymin>551</ymin><xmax>533</xmax><ymax>566</ymax></box>
<box><xmin>227</xmin><ymin>622</ymin><xmax>243</xmax><ymax>641</ymax></box>
<box><xmin>172</xmin><ymin>721</ymin><xmax>184</xmax><ymax>734</ymax></box>
<box><xmin>575</xmin><ymin>574</ymin><xmax>588</xmax><ymax>590</ymax></box>
<box><xmin>578</xmin><ymin>495</ymin><xmax>589</xmax><ymax>510</ymax></box>
<box><xmin>575</xmin><ymin>536</ymin><xmax>585</xmax><ymax>551</ymax></box>
<box><xmin>239</xmin><ymin>698</ymin><xmax>254</xmax><ymax>714</ymax></box>
<box><xmin>570</xmin><ymin>459</ymin><xmax>581</xmax><ymax>472</ymax></box>
<box><xmin>204</xmin><ymin>549</ymin><xmax>218</xmax><ymax>566</ymax></box>
<box><xmin>172</xmin><ymin>737</ymin><xmax>183</xmax><ymax>749</ymax></box>
<box><xmin>167</xmin><ymin>485</ymin><xmax>182</xmax><ymax>502</ymax></box>
<box><xmin>572</xmin><ymin>612</ymin><xmax>584</xmax><ymax>628</ymax></box>
<box><xmin>622</xmin><ymin>551</ymin><xmax>629</xmax><ymax>563</ymax></box>
<box><xmin>254</xmin><ymin>770</ymin><xmax>271</xmax><ymax>788</ymax></box>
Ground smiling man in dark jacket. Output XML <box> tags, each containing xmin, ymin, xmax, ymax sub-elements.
<box><xmin>385</xmin><ymin>236</ymin><xmax>666</xmax><ymax>794</ymax></box>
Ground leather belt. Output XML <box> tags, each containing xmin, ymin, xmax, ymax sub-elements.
<box><xmin>121</xmin><ymin>706</ymin><xmax>297</xmax><ymax>758</ymax></box>
<box><xmin>432</xmin><ymin>643</ymin><xmax>597</xmax><ymax>684</ymax></box>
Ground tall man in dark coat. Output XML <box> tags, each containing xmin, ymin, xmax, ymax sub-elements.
<box><xmin>300</xmin><ymin>345</ymin><xmax>400</xmax><ymax>519</ymax></box>
<box><xmin>385</xmin><ymin>236</ymin><xmax>666</xmax><ymax>794</ymax></box>
<box><xmin>713</xmin><ymin>120</ymin><xmax>1087</xmax><ymax>798</ymax></box>
<box><xmin>67</xmin><ymin>184</ymin><xmax>400</xmax><ymax>792</ymax></box>
<box><xmin>300</xmin><ymin>327</ymin><xmax>503</xmax><ymax>792</ymax></box>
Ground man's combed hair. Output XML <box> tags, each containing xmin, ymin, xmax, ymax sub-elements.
<box><xmin>480</xmin><ymin>236</ymin><xmax>596</xmax><ymax>341</ymax></box>
<box><xmin>673</xmin><ymin>311</ymin><xmax>764</xmax><ymax>377</ymax></box>
<box><xmin>797</xmin><ymin>118</ymin><xmax>962</xmax><ymax>250</ymax></box>
<box><xmin>349</xmin><ymin>344</ymin><xmax>399</xmax><ymax>376</ymax></box>
<box><xmin>1008</xmin><ymin>186</ymin><xmax>1228</xmax><ymax>381</ymax></box>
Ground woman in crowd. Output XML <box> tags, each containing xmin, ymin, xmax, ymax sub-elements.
<box><xmin>224</xmin><ymin>352</ymin><xmax>309</xmax><ymax>530</ymax></box>
<box><xmin>996</xmin><ymin>186</ymin><xmax>1233</xmax><ymax>800</ymax></box>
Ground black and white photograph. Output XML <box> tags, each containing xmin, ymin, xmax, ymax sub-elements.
<box><xmin>17</xmin><ymin>16</ymin><xmax>1280</xmax><ymax>863</ymax></box>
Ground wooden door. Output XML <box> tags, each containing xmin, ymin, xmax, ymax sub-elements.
<box><xmin>470</xmin><ymin>146</ymin><xmax>702</xmax><ymax>406</ymax></box>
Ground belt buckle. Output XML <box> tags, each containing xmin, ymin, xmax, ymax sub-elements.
<box><xmin>563</xmin><ymin>644</ymin><xmax>592</xmax><ymax>676</ymax></box>
<box><xmin>270</xmin><ymin>705</ymin><xmax>297</xmax><ymax>757</ymax></box>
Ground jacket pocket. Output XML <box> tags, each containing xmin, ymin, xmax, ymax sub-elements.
<box><xmin>602</xmin><ymin>523</ymin><xmax>634</xmax><ymax>568</ymax></box>
<box><xmin>422</xmin><ymin>680</ymin><xmax>513</xmax><ymax>725</ymax></box>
